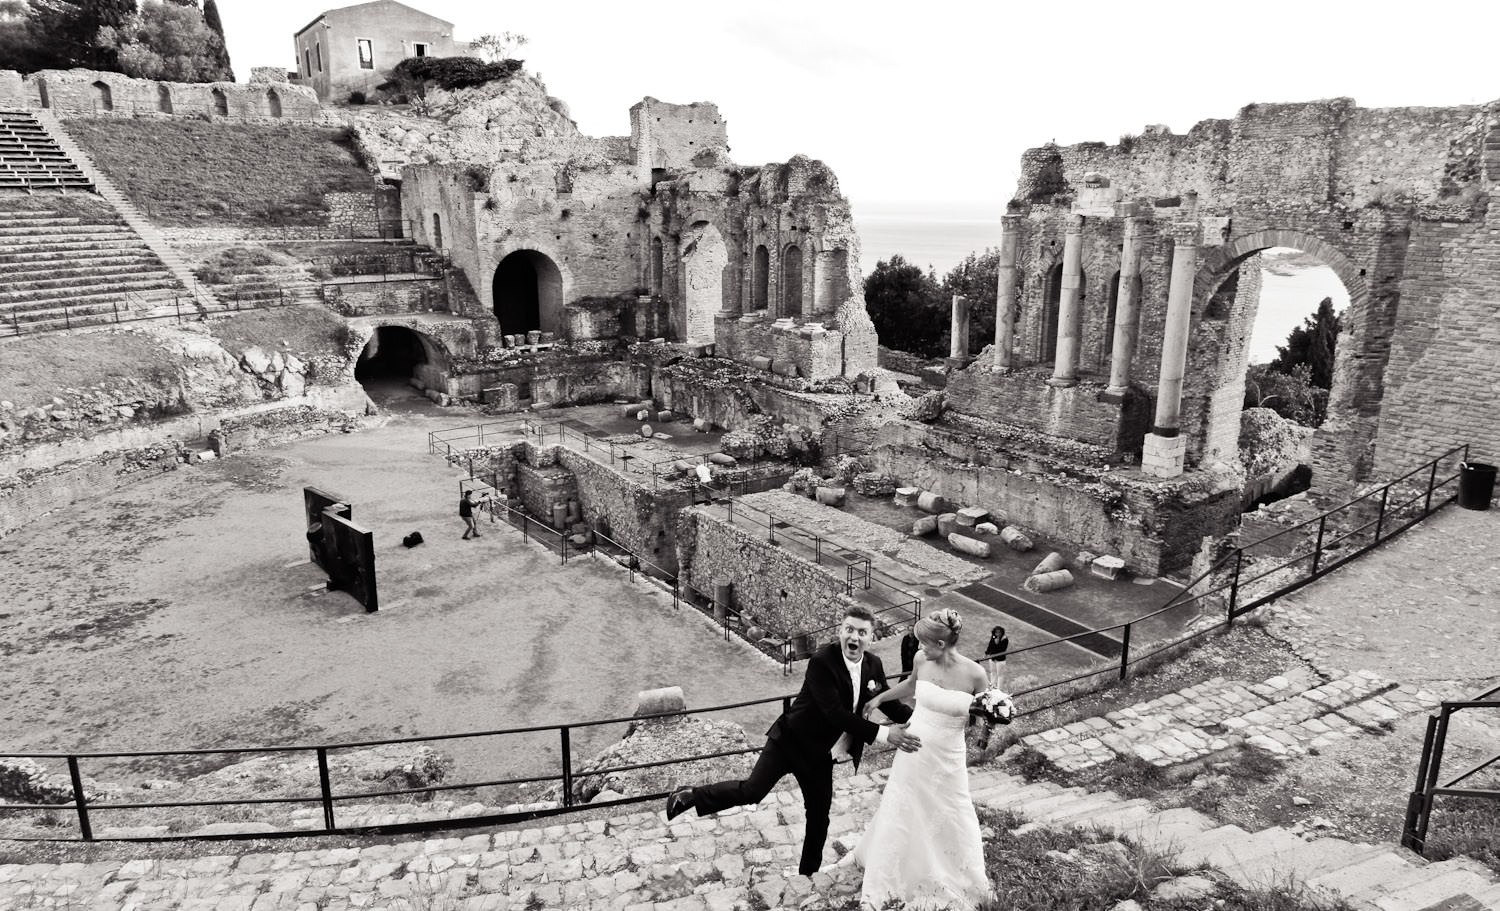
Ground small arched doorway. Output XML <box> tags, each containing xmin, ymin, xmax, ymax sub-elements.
<box><xmin>1041</xmin><ymin>263</ymin><xmax>1063</xmax><ymax>363</ymax></box>
<box><xmin>91</xmin><ymin>81</ymin><xmax>112</xmax><ymax>112</ymax></box>
<box><xmin>781</xmin><ymin>244</ymin><xmax>803</xmax><ymax>318</ymax></box>
<box><xmin>752</xmin><ymin>245</ymin><xmax>769</xmax><ymax>312</ymax></box>
<box><xmin>493</xmin><ymin>250</ymin><xmax>563</xmax><ymax>337</ymax></box>
<box><xmin>267</xmin><ymin>90</ymin><xmax>282</xmax><ymax>118</ymax></box>
<box><xmin>157</xmin><ymin>84</ymin><xmax>173</xmax><ymax>114</ymax></box>
<box><xmin>211</xmin><ymin>88</ymin><xmax>228</xmax><ymax>117</ymax></box>
<box><xmin>432</xmin><ymin>213</ymin><xmax>443</xmax><ymax>249</ymax></box>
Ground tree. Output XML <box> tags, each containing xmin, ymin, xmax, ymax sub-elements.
<box><xmin>1270</xmin><ymin>296</ymin><xmax>1341</xmax><ymax>389</ymax></box>
<box><xmin>940</xmin><ymin>248</ymin><xmax>1001</xmax><ymax>356</ymax></box>
<box><xmin>1244</xmin><ymin>363</ymin><xmax>1328</xmax><ymax>427</ymax></box>
<box><xmin>103</xmin><ymin>1</ymin><xmax>230</xmax><ymax>81</ymax></box>
<box><xmin>468</xmin><ymin>31</ymin><xmax>526</xmax><ymax>63</ymax></box>
<box><xmin>201</xmin><ymin>0</ymin><xmax>232</xmax><ymax>79</ymax></box>
<box><xmin>27</xmin><ymin>0</ymin><xmax>138</xmax><ymax>70</ymax></box>
<box><xmin>863</xmin><ymin>255</ymin><xmax>946</xmax><ymax>358</ymax></box>
<box><xmin>0</xmin><ymin>0</ymin><xmax>48</xmax><ymax>72</ymax></box>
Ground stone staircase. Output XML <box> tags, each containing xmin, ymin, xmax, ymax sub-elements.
<box><xmin>3</xmin><ymin>762</ymin><xmax>1496</xmax><ymax>910</ymax></box>
<box><xmin>0</xmin><ymin>110</ymin><xmax>92</xmax><ymax>192</ymax></box>
<box><xmin>1020</xmin><ymin>666</ymin><xmax>1436</xmax><ymax>772</ymax></box>
<box><xmin>0</xmin><ymin>205</ymin><xmax>185</xmax><ymax>335</ymax></box>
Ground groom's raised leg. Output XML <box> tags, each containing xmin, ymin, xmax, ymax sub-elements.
<box><xmin>791</xmin><ymin>755</ymin><xmax>835</xmax><ymax>875</ymax></box>
<box><xmin>686</xmin><ymin>738</ymin><xmax>790</xmax><ymax>817</ymax></box>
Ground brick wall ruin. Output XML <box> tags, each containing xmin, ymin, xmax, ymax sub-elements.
<box><xmin>0</xmin><ymin>69</ymin><xmax>323</xmax><ymax>122</ymax></box>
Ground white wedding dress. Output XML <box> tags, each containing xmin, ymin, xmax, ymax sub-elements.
<box><xmin>853</xmin><ymin>679</ymin><xmax>991</xmax><ymax>910</ymax></box>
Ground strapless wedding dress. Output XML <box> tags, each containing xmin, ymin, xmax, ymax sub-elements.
<box><xmin>853</xmin><ymin>679</ymin><xmax>990</xmax><ymax>910</ymax></box>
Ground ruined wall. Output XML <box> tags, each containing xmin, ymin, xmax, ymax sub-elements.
<box><xmin>678</xmin><ymin>508</ymin><xmax>857</xmax><ymax>637</ymax></box>
<box><xmin>13</xmin><ymin>69</ymin><xmax>321</xmax><ymax>121</ymax></box>
<box><xmin>944</xmin><ymin>365</ymin><xmax>1135</xmax><ymax>453</ymax></box>
<box><xmin>325</xmin><ymin>277</ymin><xmax>447</xmax><ymax>317</ymax></box>
<box><xmin>555</xmin><ymin>447</ymin><xmax>692</xmax><ymax>574</ymax></box>
<box><xmin>1005</xmin><ymin>95</ymin><xmax>1500</xmax><ymax>489</ymax></box>
<box><xmin>630</xmin><ymin>98</ymin><xmax>729</xmax><ymax>183</ymax></box>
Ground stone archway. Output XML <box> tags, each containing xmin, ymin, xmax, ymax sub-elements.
<box><xmin>1192</xmin><ymin>228</ymin><xmax>1364</xmax><ymax>479</ymax></box>
<box><xmin>493</xmin><ymin>250</ymin><xmax>563</xmax><ymax>338</ymax></box>
<box><xmin>681</xmin><ymin>221</ymin><xmax>727</xmax><ymax>345</ymax></box>
<box><xmin>355</xmin><ymin>325</ymin><xmax>445</xmax><ymax>383</ymax></box>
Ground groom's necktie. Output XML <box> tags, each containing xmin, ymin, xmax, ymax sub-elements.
<box><xmin>831</xmin><ymin>657</ymin><xmax>861</xmax><ymax>762</ymax></box>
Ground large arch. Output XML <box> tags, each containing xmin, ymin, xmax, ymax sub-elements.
<box><xmin>1191</xmin><ymin>228</ymin><xmax>1364</xmax><ymax>476</ymax></box>
<box><xmin>681</xmin><ymin>221</ymin><xmax>728</xmax><ymax>345</ymax></box>
<box><xmin>493</xmin><ymin>250</ymin><xmax>564</xmax><ymax>338</ymax></box>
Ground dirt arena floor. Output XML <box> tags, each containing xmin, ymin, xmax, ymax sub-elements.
<box><xmin>0</xmin><ymin>384</ymin><xmax>789</xmax><ymax>788</ymax></box>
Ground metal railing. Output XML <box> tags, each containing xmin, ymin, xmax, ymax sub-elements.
<box><xmin>1402</xmin><ymin>682</ymin><xmax>1500</xmax><ymax>855</ymax></box>
<box><xmin>0</xmin><ymin>444</ymin><xmax>1463</xmax><ymax>842</ymax></box>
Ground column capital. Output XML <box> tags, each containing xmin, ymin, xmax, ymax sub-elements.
<box><xmin>1170</xmin><ymin>222</ymin><xmax>1202</xmax><ymax>246</ymax></box>
<box><xmin>1000</xmin><ymin>212</ymin><xmax>1024</xmax><ymax>231</ymax></box>
<box><xmin>1066</xmin><ymin>213</ymin><xmax>1085</xmax><ymax>233</ymax></box>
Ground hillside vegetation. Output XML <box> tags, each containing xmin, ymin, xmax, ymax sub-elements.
<box><xmin>64</xmin><ymin>120</ymin><xmax>374</xmax><ymax>226</ymax></box>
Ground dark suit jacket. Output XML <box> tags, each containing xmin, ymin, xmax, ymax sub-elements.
<box><xmin>767</xmin><ymin>643</ymin><xmax>913</xmax><ymax>769</ymax></box>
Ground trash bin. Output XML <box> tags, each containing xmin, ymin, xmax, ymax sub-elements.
<box><xmin>1458</xmin><ymin>461</ymin><xmax>1497</xmax><ymax>510</ymax></box>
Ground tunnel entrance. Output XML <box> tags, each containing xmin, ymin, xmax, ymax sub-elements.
<box><xmin>493</xmin><ymin>250</ymin><xmax>562</xmax><ymax>338</ymax></box>
<box><xmin>355</xmin><ymin>325</ymin><xmax>429</xmax><ymax>383</ymax></box>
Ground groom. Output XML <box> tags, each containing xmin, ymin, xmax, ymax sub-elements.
<box><xmin>665</xmin><ymin>604</ymin><xmax>920</xmax><ymax>875</ymax></box>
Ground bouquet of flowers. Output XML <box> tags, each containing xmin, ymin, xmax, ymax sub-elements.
<box><xmin>969</xmin><ymin>688</ymin><xmax>1015</xmax><ymax>726</ymax></box>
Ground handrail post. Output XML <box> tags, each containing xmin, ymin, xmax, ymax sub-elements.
<box><xmin>1312</xmin><ymin>515</ymin><xmax>1326</xmax><ymax>575</ymax></box>
<box><xmin>560</xmin><ymin>726</ymin><xmax>573</xmax><ymax>808</ymax></box>
<box><xmin>1375</xmin><ymin>486</ymin><xmax>1390</xmax><ymax>541</ymax></box>
<box><xmin>1425</xmin><ymin>458</ymin><xmax>1439</xmax><ymax>514</ymax></box>
<box><xmin>1402</xmin><ymin>713</ymin><xmax>1440</xmax><ymax>852</ymax></box>
<box><xmin>1227</xmin><ymin>549</ymin><xmax>1244</xmax><ymax>625</ymax></box>
<box><xmin>67</xmin><ymin>756</ymin><xmax>93</xmax><ymax>841</ymax></box>
<box><xmin>814</xmin><ymin>537</ymin><xmax>821</xmax><ymax>564</ymax></box>
<box><xmin>561</xmin><ymin>532</ymin><xmax>568</xmax><ymax>565</ymax></box>
<box><xmin>1119</xmin><ymin>623</ymin><xmax>1132</xmax><ymax>680</ymax></box>
<box><xmin>316</xmin><ymin>747</ymin><xmax>336</xmax><ymax>832</ymax></box>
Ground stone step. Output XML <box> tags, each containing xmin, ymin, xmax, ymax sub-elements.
<box><xmin>1308</xmin><ymin>850</ymin><xmax>1426</xmax><ymax>895</ymax></box>
<box><xmin>0</xmin><ymin>256</ymin><xmax>163</xmax><ymax>279</ymax></box>
<box><xmin>1292</xmin><ymin>838</ymin><xmax>1399</xmax><ymax>881</ymax></box>
<box><xmin>0</xmin><ymin>277</ymin><xmax>181</xmax><ymax>306</ymax></box>
<box><xmin>0</xmin><ymin>266</ymin><xmax>177</xmax><ymax>293</ymax></box>
<box><xmin>0</xmin><ymin>223</ymin><xmax>131</xmax><ymax>239</ymax></box>
<box><xmin>1368</xmin><ymin>866</ymin><xmax>1500</xmax><ymax>911</ymax></box>
<box><xmin>1202</xmin><ymin>825</ymin><xmax>1315</xmax><ymax>889</ymax></box>
<box><xmin>1170</xmin><ymin>823</ymin><xmax>1256</xmax><ymax>866</ymax></box>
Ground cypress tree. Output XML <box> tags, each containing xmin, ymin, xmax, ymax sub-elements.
<box><xmin>202</xmin><ymin>0</ymin><xmax>233</xmax><ymax>80</ymax></box>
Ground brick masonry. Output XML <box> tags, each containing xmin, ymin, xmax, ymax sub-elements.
<box><xmin>3</xmin><ymin>68</ymin><xmax>324</xmax><ymax>122</ymax></box>
<box><xmin>1000</xmin><ymin>96</ymin><xmax>1500</xmax><ymax>489</ymax></box>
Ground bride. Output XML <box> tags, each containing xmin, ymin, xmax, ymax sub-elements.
<box><xmin>851</xmin><ymin>608</ymin><xmax>991</xmax><ymax>910</ymax></box>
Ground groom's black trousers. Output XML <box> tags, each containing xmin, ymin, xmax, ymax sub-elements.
<box><xmin>691</xmin><ymin>735</ymin><xmax>835</xmax><ymax>875</ymax></box>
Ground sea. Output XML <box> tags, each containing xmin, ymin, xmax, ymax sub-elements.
<box><xmin>852</xmin><ymin>202</ymin><xmax>1348</xmax><ymax>365</ymax></box>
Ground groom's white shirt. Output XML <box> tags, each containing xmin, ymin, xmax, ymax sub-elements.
<box><xmin>831</xmin><ymin>654</ymin><xmax>889</xmax><ymax>762</ymax></box>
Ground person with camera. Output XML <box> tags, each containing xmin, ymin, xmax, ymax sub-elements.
<box><xmin>458</xmin><ymin>488</ymin><xmax>490</xmax><ymax>540</ymax></box>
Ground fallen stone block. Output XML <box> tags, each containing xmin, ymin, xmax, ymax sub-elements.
<box><xmin>912</xmin><ymin>515</ymin><xmax>938</xmax><ymax>536</ymax></box>
<box><xmin>936</xmin><ymin>513</ymin><xmax>959</xmax><ymax>537</ymax></box>
<box><xmin>639</xmin><ymin>424</ymin><xmax>654</xmax><ymax>438</ymax></box>
<box><xmin>916</xmin><ymin>491</ymin><xmax>948</xmax><ymax>514</ymax></box>
<box><xmin>708</xmin><ymin>452</ymin><xmax>737</xmax><ymax>466</ymax></box>
<box><xmin>1091</xmin><ymin>555</ymin><xmax>1127</xmax><ymax>580</ymax></box>
<box><xmin>948</xmin><ymin>533</ymin><xmax>991</xmax><ymax>558</ymax></box>
<box><xmin>955</xmin><ymin>506</ymin><xmax>989</xmax><ymax>527</ymax></box>
<box><xmin>622</xmin><ymin>402</ymin><xmax>644</xmax><ymax>418</ymax></box>
<box><xmin>772</xmin><ymin>359</ymin><xmax>800</xmax><ymax>378</ymax></box>
<box><xmin>750</xmin><ymin>355</ymin><xmax>773</xmax><ymax>371</ymax></box>
<box><xmin>657</xmin><ymin>410</ymin><xmax>674</xmax><ymax>423</ymax></box>
<box><xmin>636</xmin><ymin>409</ymin><xmax>652</xmax><ymax>421</ymax></box>
<box><xmin>635</xmin><ymin>686</ymin><xmax>686</xmax><ymax>717</ymax></box>
<box><xmin>1033</xmin><ymin>551</ymin><xmax>1066</xmax><ymax>575</ymax></box>
<box><xmin>894</xmin><ymin>487</ymin><xmax>921</xmax><ymax>507</ymax></box>
<box><xmin>814</xmin><ymin>486</ymin><xmax>847</xmax><ymax>507</ymax></box>
<box><xmin>693</xmin><ymin>418</ymin><xmax>712</xmax><ymax>433</ymax></box>
<box><xmin>1000</xmin><ymin>526</ymin><xmax>1034</xmax><ymax>552</ymax></box>
<box><xmin>1024</xmin><ymin>569</ymin><xmax>1075</xmax><ymax>593</ymax></box>
<box><xmin>652</xmin><ymin>432</ymin><xmax>672</xmax><ymax>440</ymax></box>
<box><xmin>975</xmin><ymin>522</ymin><xmax>999</xmax><ymax>535</ymax></box>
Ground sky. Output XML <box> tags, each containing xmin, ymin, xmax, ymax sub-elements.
<box><xmin>218</xmin><ymin>0</ymin><xmax>1498</xmax><ymax>214</ymax></box>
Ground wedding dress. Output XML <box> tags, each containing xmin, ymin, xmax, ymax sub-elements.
<box><xmin>853</xmin><ymin>679</ymin><xmax>990</xmax><ymax>910</ymax></box>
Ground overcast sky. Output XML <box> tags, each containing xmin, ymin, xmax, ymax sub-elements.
<box><xmin>218</xmin><ymin>0</ymin><xmax>1499</xmax><ymax>212</ymax></box>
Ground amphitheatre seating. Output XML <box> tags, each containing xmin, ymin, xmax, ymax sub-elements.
<box><xmin>0</xmin><ymin>110</ymin><xmax>93</xmax><ymax>192</ymax></box>
<box><xmin>0</xmin><ymin>200</ymin><xmax>186</xmax><ymax>335</ymax></box>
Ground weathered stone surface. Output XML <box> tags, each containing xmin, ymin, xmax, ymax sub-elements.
<box><xmin>916</xmin><ymin>491</ymin><xmax>948</xmax><ymax>514</ymax></box>
<box><xmin>634</xmin><ymin>687</ymin><xmax>686</xmax><ymax>717</ymax></box>
<box><xmin>911</xmin><ymin>515</ymin><xmax>939</xmax><ymax>537</ymax></box>
<box><xmin>893</xmin><ymin>486</ymin><xmax>920</xmax><ymax>507</ymax></box>
<box><xmin>1033</xmin><ymin>551</ymin><xmax>1066</xmax><ymax>574</ymax></box>
<box><xmin>1025</xmin><ymin>569</ymin><xmax>1074</xmax><ymax>592</ymax></box>
<box><xmin>1000</xmin><ymin>526</ymin><xmax>1034</xmax><ymax>552</ymax></box>
<box><xmin>948</xmin><ymin>533</ymin><xmax>991</xmax><ymax>557</ymax></box>
<box><xmin>955</xmin><ymin>506</ymin><xmax>989</xmax><ymax>527</ymax></box>
<box><xmin>814</xmin><ymin>486</ymin><xmax>846</xmax><ymax>507</ymax></box>
<box><xmin>936</xmin><ymin>513</ymin><xmax>959</xmax><ymax>537</ymax></box>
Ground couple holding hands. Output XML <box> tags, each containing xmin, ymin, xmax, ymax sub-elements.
<box><xmin>667</xmin><ymin>605</ymin><xmax>998</xmax><ymax>910</ymax></box>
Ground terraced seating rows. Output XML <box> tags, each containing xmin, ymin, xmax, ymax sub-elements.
<box><xmin>0</xmin><ymin>206</ymin><xmax>186</xmax><ymax>335</ymax></box>
<box><xmin>0</xmin><ymin>110</ymin><xmax>93</xmax><ymax>192</ymax></box>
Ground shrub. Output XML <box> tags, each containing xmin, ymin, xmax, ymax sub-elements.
<box><xmin>379</xmin><ymin>56</ymin><xmax>523</xmax><ymax>101</ymax></box>
<box><xmin>347</xmin><ymin>90</ymin><xmax>367</xmax><ymax>105</ymax></box>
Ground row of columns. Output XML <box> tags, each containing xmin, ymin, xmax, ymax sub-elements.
<box><xmin>974</xmin><ymin>211</ymin><xmax>1200</xmax><ymax>478</ymax></box>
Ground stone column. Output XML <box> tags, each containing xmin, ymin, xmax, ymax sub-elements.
<box><xmin>1141</xmin><ymin>223</ymin><xmax>1200</xmax><ymax>478</ymax></box>
<box><xmin>1103</xmin><ymin>216</ymin><xmax>1143</xmax><ymax>400</ymax></box>
<box><xmin>1048</xmin><ymin>214</ymin><xmax>1085</xmax><ymax>387</ymax></box>
<box><xmin>993</xmin><ymin>214</ymin><xmax>1020</xmax><ymax>370</ymax></box>
<box><xmin>946</xmin><ymin>294</ymin><xmax>973</xmax><ymax>367</ymax></box>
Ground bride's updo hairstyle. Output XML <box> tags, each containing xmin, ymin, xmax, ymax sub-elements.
<box><xmin>913</xmin><ymin>608</ymin><xmax>963</xmax><ymax>646</ymax></box>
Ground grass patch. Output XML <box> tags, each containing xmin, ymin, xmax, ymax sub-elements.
<box><xmin>0</xmin><ymin>331</ymin><xmax>181</xmax><ymax>411</ymax></box>
<box><xmin>1424</xmin><ymin>798</ymin><xmax>1500</xmax><ymax>874</ymax></box>
<box><xmin>63</xmin><ymin>119</ymin><xmax>374</xmax><ymax>227</ymax></box>
<box><xmin>193</xmin><ymin>246</ymin><xmax>281</xmax><ymax>285</ymax></box>
<box><xmin>207</xmin><ymin>305</ymin><xmax>350</xmax><ymax>362</ymax></box>
<box><xmin>0</xmin><ymin>191</ymin><xmax>123</xmax><ymax>221</ymax></box>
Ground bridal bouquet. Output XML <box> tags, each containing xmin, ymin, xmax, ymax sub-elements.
<box><xmin>970</xmin><ymin>688</ymin><xmax>1015</xmax><ymax>725</ymax></box>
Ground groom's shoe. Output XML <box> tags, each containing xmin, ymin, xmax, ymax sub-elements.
<box><xmin>665</xmin><ymin>789</ymin><xmax>695</xmax><ymax>821</ymax></box>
